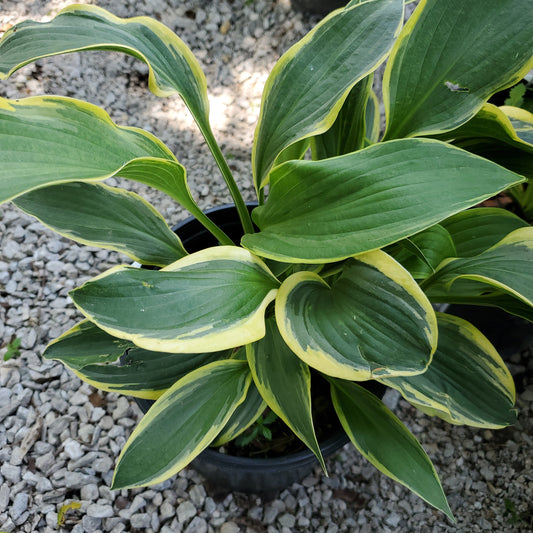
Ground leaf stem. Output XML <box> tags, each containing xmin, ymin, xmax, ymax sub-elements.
<box><xmin>202</xmin><ymin>124</ymin><xmax>255</xmax><ymax>234</ymax></box>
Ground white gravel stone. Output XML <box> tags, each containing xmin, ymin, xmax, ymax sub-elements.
<box><xmin>87</xmin><ymin>503</ymin><xmax>114</xmax><ymax>518</ymax></box>
<box><xmin>63</xmin><ymin>438</ymin><xmax>84</xmax><ymax>460</ymax></box>
<box><xmin>177</xmin><ymin>500</ymin><xmax>197</xmax><ymax>522</ymax></box>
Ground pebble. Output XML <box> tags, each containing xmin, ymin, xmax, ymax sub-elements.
<box><xmin>87</xmin><ymin>503</ymin><xmax>114</xmax><ymax>518</ymax></box>
<box><xmin>177</xmin><ymin>500</ymin><xmax>197</xmax><ymax>522</ymax></box>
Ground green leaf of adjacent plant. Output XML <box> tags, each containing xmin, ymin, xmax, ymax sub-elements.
<box><xmin>247</xmin><ymin>318</ymin><xmax>325</xmax><ymax>471</ymax></box>
<box><xmin>433</xmin><ymin>104</ymin><xmax>533</xmax><ymax>151</ymax></box>
<box><xmin>212</xmin><ymin>380</ymin><xmax>266</xmax><ymax>446</ymax></box>
<box><xmin>0</xmin><ymin>4</ymin><xmax>210</xmax><ymax>129</ymax></box>
<box><xmin>423</xmin><ymin>227</ymin><xmax>533</xmax><ymax>309</ymax></box>
<box><xmin>387</xmin><ymin>225</ymin><xmax>457</xmax><ymax>280</ymax></box>
<box><xmin>276</xmin><ymin>251</ymin><xmax>437</xmax><ymax>380</ymax></box>
<box><xmin>242</xmin><ymin>139</ymin><xmax>524</xmax><ymax>263</ymax></box>
<box><xmin>330</xmin><ymin>379</ymin><xmax>453</xmax><ymax>520</ymax></box>
<box><xmin>70</xmin><ymin>247</ymin><xmax>279</xmax><ymax>353</ymax></box>
<box><xmin>0</xmin><ymin>96</ymin><xmax>232</xmax><ymax>245</ymax></box>
<box><xmin>111</xmin><ymin>359</ymin><xmax>251</xmax><ymax>489</ymax></box>
<box><xmin>14</xmin><ymin>182</ymin><xmax>186</xmax><ymax>266</ymax></box>
<box><xmin>440</xmin><ymin>208</ymin><xmax>529</xmax><ymax>258</ymax></box>
<box><xmin>381</xmin><ymin>313</ymin><xmax>516</xmax><ymax>428</ymax></box>
<box><xmin>252</xmin><ymin>0</ymin><xmax>404</xmax><ymax>189</ymax></box>
<box><xmin>72</xmin><ymin>348</ymin><xmax>229</xmax><ymax>400</ymax></box>
<box><xmin>383</xmin><ymin>0</ymin><xmax>533</xmax><ymax>139</ymax></box>
<box><xmin>43</xmin><ymin>320</ymin><xmax>134</xmax><ymax>370</ymax></box>
<box><xmin>312</xmin><ymin>74</ymin><xmax>373</xmax><ymax>159</ymax></box>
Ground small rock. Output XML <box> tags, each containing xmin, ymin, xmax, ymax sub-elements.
<box><xmin>177</xmin><ymin>501</ymin><xmax>197</xmax><ymax>522</ymax></box>
<box><xmin>189</xmin><ymin>484</ymin><xmax>206</xmax><ymax>507</ymax></box>
<box><xmin>87</xmin><ymin>503</ymin><xmax>114</xmax><ymax>518</ymax></box>
<box><xmin>185</xmin><ymin>516</ymin><xmax>207</xmax><ymax>533</ymax></box>
<box><xmin>278</xmin><ymin>513</ymin><xmax>296</xmax><ymax>528</ymax></box>
<box><xmin>0</xmin><ymin>484</ymin><xmax>10</xmax><ymax>512</ymax></box>
<box><xmin>0</xmin><ymin>464</ymin><xmax>21</xmax><ymax>484</ymax></box>
<box><xmin>80</xmin><ymin>484</ymin><xmax>100</xmax><ymax>502</ymax></box>
<box><xmin>63</xmin><ymin>438</ymin><xmax>84</xmax><ymax>460</ymax></box>
<box><xmin>10</xmin><ymin>492</ymin><xmax>29</xmax><ymax>521</ymax></box>
<box><xmin>63</xmin><ymin>471</ymin><xmax>98</xmax><ymax>489</ymax></box>
<box><xmin>220</xmin><ymin>522</ymin><xmax>240</xmax><ymax>533</ymax></box>
<box><xmin>385</xmin><ymin>512</ymin><xmax>401</xmax><ymax>527</ymax></box>
<box><xmin>130</xmin><ymin>513</ymin><xmax>152</xmax><ymax>528</ymax></box>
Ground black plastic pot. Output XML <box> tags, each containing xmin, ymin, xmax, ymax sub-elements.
<box><xmin>291</xmin><ymin>0</ymin><xmax>347</xmax><ymax>15</ymax></box>
<box><xmin>132</xmin><ymin>203</ymin><xmax>352</xmax><ymax>497</ymax></box>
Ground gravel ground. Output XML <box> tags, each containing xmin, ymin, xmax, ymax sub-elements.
<box><xmin>1</xmin><ymin>1</ymin><xmax>533</xmax><ymax>532</ymax></box>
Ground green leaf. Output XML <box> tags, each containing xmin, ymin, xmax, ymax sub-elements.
<box><xmin>0</xmin><ymin>96</ymin><xmax>232</xmax><ymax>245</ymax></box>
<box><xmin>501</xmin><ymin>105</ymin><xmax>533</xmax><ymax>146</ymax></box>
<box><xmin>364</xmin><ymin>89</ymin><xmax>381</xmax><ymax>145</ymax></box>
<box><xmin>43</xmin><ymin>320</ymin><xmax>134</xmax><ymax>370</ymax></box>
<box><xmin>111</xmin><ymin>360</ymin><xmax>251</xmax><ymax>489</ymax></box>
<box><xmin>440</xmin><ymin>208</ymin><xmax>529</xmax><ymax>258</ymax></box>
<box><xmin>72</xmin><ymin>347</ymin><xmax>228</xmax><ymax>400</ymax></box>
<box><xmin>331</xmin><ymin>379</ymin><xmax>453</xmax><ymax>519</ymax></box>
<box><xmin>276</xmin><ymin>251</ymin><xmax>437</xmax><ymax>380</ymax></box>
<box><xmin>0</xmin><ymin>4</ymin><xmax>210</xmax><ymax>130</ymax></box>
<box><xmin>424</xmin><ymin>227</ymin><xmax>533</xmax><ymax>309</ymax></box>
<box><xmin>247</xmin><ymin>318</ymin><xmax>325</xmax><ymax>471</ymax></box>
<box><xmin>381</xmin><ymin>313</ymin><xmax>516</xmax><ymax>428</ymax></box>
<box><xmin>383</xmin><ymin>0</ymin><xmax>533</xmax><ymax>139</ymax></box>
<box><xmin>387</xmin><ymin>225</ymin><xmax>457</xmax><ymax>280</ymax></box>
<box><xmin>212</xmin><ymin>380</ymin><xmax>266</xmax><ymax>446</ymax></box>
<box><xmin>0</xmin><ymin>96</ymin><xmax>172</xmax><ymax>203</ymax></box>
<box><xmin>312</xmin><ymin>74</ymin><xmax>373</xmax><ymax>159</ymax></box>
<box><xmin>433</xmin><ymin>104</ymin><xmax>533</xmax><ymax>151</ymax></box>
<box><xmin>14</xmin><ymin>182</ymin><xmax>186</xmax><ymax>266</ymax></box>
<box><xmin>252</xmin><ymin>0</ymin><xmax>404</xmax><ymax>189</ymax></box>
<box><xmin>70</xmin><ymin>247</ymin><xmax>279</xmax><ymax>353</ymax></box>
<box><xmin>242</xmin><ymin>139</ymin><xmax>524</xmax><ymax>263</ymax></box>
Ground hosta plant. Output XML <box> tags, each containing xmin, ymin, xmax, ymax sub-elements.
<box><xmin>1</xmin><ymin>0</ymin><xmax>532</xmax><ymax>519</ymax></box>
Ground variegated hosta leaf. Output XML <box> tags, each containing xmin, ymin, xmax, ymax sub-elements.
<box><xmin>426</xmin><ymin>279</ymin><xmax>533</xmax><ymax>323</ymax></box>
<box><xmin>312</xmin><ymin>74</ymin><xmax>374</xmax><ymax>160</ymax></box>
<box><xmin>381</xmin><ymin>313</ymin><xmax>516</xmax><ymax>428</ymax></box>
<box><xmin>423</xmin><ymin>227</ymin><xmax>533</xmax><ymax>309</ymax></box>
<box><xmin>242</xmin><ymin>139</ymin><xmax>524</xmax><ymax>263</ymax></box>
<box><xmin>111</xmin><ymin>360</ymin><xmax>251</xmax><ymax>489</ymax></box>
<box><xmin>440</xmin><ymin>208</ymin><xmax>529</xmax><ymax>258</ymax></box>
<box><xmin>433</xmin><ymin>104</ymin><xmax>533</xmax><ymax>151</ymax></box>
<box><xmin>72</xmin><ymin>348</ymin><xmax>228</xmax><ymax>400</ymax></box>
<box><xmin>212</xmin><ymin>380</ymin><xmax>267</xmax><ymax>447</ymax></box>
<box><xmin>252</xmin><ymin>0</ymin><xmax>404</xmax><ymax>189</ymax></box>
<box><xmin>276</xmin><ymin>251</ymin><xmax>437</xmax><ymax>381</ymax></box>
<box><xmin>383</xmin><ymin>0</ymin><xmax>533</xmax><ymax>139</ymax></box>
<box><xmin>14</xmin><ymin>182</ymin><xmax>187</xmax><ymax>266</ymax></box>
<box><xmin>364</xmin><ymin>89</ymin><xmax>381</xmax><ymax>145</ymax></box>
<box><xmin>70</xmin><ymin>247</ymin><xmax>279</xmax><ymax>353</ymax></box>
<box><xmin>0</xmin><ymin>4</ymin><xmax>210</xmax><ymax>129</ymax></box>
<box><xmin>330</xmin><ymin>379</ymin><xmax>453</xmax><ymax>519</ymax></box>
<box><xmin>43</xmin><ymin>320</ymin><xmax>134</xmax><ymax>370</ymax></box>
<box><xmin>0</xmin><ymin>96</ymin><xmax>232</xmax><ymax>245</ymax></box>
<box><xmin>433</xmin><ymin>104</ymin><xmax>533</xmax><ymax>181</ymax></box>
<box><xmin>501</xmin><ymin>106</ymin><xmax>533</xmax><ymax>146</ymax></box>
<box><xmin>0</xmin><ymin>96</ymin><xmax>172</xmax><ymax>203</ymax></box>
<box><xmin>247</xmin><ymin>318</ymin><xmax>325</xmax><ymax>471</ymax></box>
<box><xmin>43</xmin><ymin>320</ymin><xmax>228</xmax><ymax>399</ymax></box>
<box><xmin>387</xmin><ymin>225</ymin><xmax>457</xmax><ymax>280</ymax></box>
